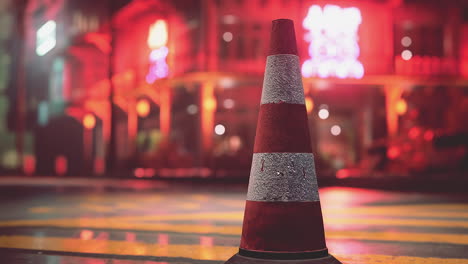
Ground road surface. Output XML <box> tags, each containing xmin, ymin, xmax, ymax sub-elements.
<box><xmin>0</xmin><ymin>177</ymin><xmax>467</xmax><ymax>263</ymax></box>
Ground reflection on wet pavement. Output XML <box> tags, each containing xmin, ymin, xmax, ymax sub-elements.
<box><xmin>1</xmin><ymin>185</ymin><xmax>468</xmax><ymax>263</ymax></box>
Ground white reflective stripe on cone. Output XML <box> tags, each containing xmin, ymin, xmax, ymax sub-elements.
<box><xmin>247</xmin><ymin>153</ymin><xmax>320</xmax><ymax>202</ymax></box>
<box><xmin>261</xmin><ymin>54</ymin><xmax>305</xmax><ymax>105</ymax></box>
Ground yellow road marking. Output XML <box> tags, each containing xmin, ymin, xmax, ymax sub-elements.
<box><xmin>334</xmin><ymin>254</ymin><xmax>468</xmax><ymax>264</ymax></box>
<box><xmin>324</xmin><ymin>206</ymin><xmax>468</xmax><ymax>219</ymax></box>
<box><xmin>27</xmin><ymin>203</ymin><xmax>468</xmax><ymax>219</ymax></box>
<box><xmin>3</xmin><ymin>210</ymin><xmax>468</xmax><ymax>230</ymax></box>
<box><xmin>0</xmin><ymin>235</ymin><xmax>468</xmax><ymax>264</ymax></box>
<box><xmin>79</xmin><ymin>203</ymin><xmax>115</xmax><ymax>213</ymax></box>
<box><xmin>324</xmin><ymin>217</ymin><xmax>468</xmax><ymax>228</ymax></box>
<box><xmin>1</xmin><ymin>218</ymin><xmax>468</xmax><ymax>245</ymax></box>
<box><xmin>329</xmin><ymin>231</ymin><xmax>468</xmax><ymax>245</ymax></box>
<box><xmin>178</xmin><ymin>203</ymin><xmax>201</xmax><ymax>210</ymax></box>
<box><xmin>0</xmin><ymin>235</ymin><xmax>236</xmax><ymax>260</ymax></box>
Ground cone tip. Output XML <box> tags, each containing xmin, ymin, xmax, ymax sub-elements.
<box><xmin>269</xmin><ymin>19</ymin><xmax>298</xmax><ymax>56</ymax></box>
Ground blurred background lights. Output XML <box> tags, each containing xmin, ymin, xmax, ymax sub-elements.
<box><xmin>305</xmin><ymin>97</ymin><xmax>314</xmax><ymax>113</ymax></box>
<box><xmin>401</xmin><ymin>50</ymin><xmax>412</xmax><ymax>60</ymax></box>
<box><xmin>223</xmin><ymin>32</ymin><xmax>233</xmax><ymax>42</ymax></box>
<box><xmin>214</xmin><ymin>124</ymin><xmax>226</xmax><ymax>135</ymax></box>
<box><xmin>401</xmin><ymin>36</ymin><xmax>412</xmax><ymax>47</ymax></box>
<box><xmin>331</xmin><ymin>125</ymin><xmax>341</xmax><ymax>136</ymax></box>
<box><xmin>318</xmin><ymin>108</ymin><xmax>329</xmax><ymax>119</ymax></box>
<box><xmin>223</xmin><ymin>99</ymin><xmax>235</xmax><ymax>109</ymax></box>
<box><xmin>136</xmin><ymin>99</ymin><xmax>151</xmax><ymax>117</ymax></box>
<box><xmin>146</xmin><ymin>19</ymin><xmax>169</xmax><ymax>83</ymax></box>
<box><xmin>204</xmin><ymin>97</ymin><xmax>217</xmax><ymax>111</ymax></box>
<box><xmin>395</xmin><ymin>99</ymin><xmax>408</xmax><ymax>115</ymax></box>
<box><xmin>147</xmin><ymin>20</ymin><xmax>168</xmax><ymax>49</ymax></box>
<box><xmin>219</xmin><ymin>77</ymin><xmax>235</xmax><ymax>89</ymax></box>
<box><xmin>36</xmin><ymin>20</ymin><xmax>56</xmax><ymax>56</ymax></box>
<box><xmin>302</xmin><ymin>5</ymin><xmax>364</xmax><ymax>79</ymax></box>
<box><xmin>83</xmin><ymin>114</ymin><xmax>96</xmax><ymax>129</ymax></box>
<box><xmin>186</xmin><ymin>104</ymin><xmax>198</xmax><ymax>115</ymax></box>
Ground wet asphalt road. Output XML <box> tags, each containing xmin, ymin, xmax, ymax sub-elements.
<box><xmin>0</xmin><ymin>177</ymin><xmax>468</xmax><ymax>264</ymax></box>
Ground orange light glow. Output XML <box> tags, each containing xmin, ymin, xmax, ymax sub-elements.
<box><xmin>305</xmin><ymin>97</ymin><xmax>314</xmax><ymax>113</ymax></box>
<box><xmin>387</xmin><ymin>146</ymin><xmax>400</xmax><ymax>159</ymax></box>
<box><xmin>201</xmin><ymin>83</ymin><xmax>216</xmax><ymax>152</ymax></box>
<box><xmin>136</xmin><ymin>99</ymin><xmax>151</xmax><ymax>118</ymax></box>
<box><xmin>204</xmin><ymin>97</ymin><xmax>217</xmax><ymax>111</ymax></box>
<box><xmin>83</xmin><ymin>114</ymin><xmax>96</xmax><ymax>129</ymax></box>
<box><xmin>147</xmin><ymin>20</ymin><xmax>168</xmax><ymax>49</ymax></box>
<box><xmin>395</xmin><ymin>99</ymin><xmax>407</xmax><ymax>115</ymax></box>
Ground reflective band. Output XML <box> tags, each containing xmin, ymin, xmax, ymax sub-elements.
<box><xmin>247</xmin><ymin>153</ymin><xmax>319</xmax><ymax>202</ymax></box>
<box><xmin>261</xmin><ymin>54</ymin><xmax>304</xmax><ymax>105</ymax></box>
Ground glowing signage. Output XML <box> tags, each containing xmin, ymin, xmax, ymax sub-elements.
<box><xmin>146</xmin><ymin>20</ymin><xmax>169</xmax><ymax>83</ymax></box>
<box><xmin>302</xmin><ymin>5</ymin><xmax>364</xmax><ymax>79</ymax></box>
<box><xmin>36</xmin><ymin>20</ymin><xmax>57</xmax><ymax>56</ymax></box>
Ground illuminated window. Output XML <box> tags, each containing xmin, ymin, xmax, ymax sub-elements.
<box><xmin>36</xmin><ymin>20</ymin><xmax>56</xmax><ymax>56</ymax></box>
<box><xmin>147</xmin><ymin>20</ymin><xmax>168</xmax><ymax>49</ymax></box>
<box><xmin>302</xmin><ymin>5</ymin><xmax>364</xmax><ymax>79</ymax></box>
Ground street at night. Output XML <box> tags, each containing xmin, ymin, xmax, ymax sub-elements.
<box><xmin>1</xmin><ymin>0</ymin><xmax>467</xmax><ymax>263</ymax></box>
<box><xmin>0</xmin><ymin>178</ymin><xmax>467</xmax><ymax>263</ymax></box>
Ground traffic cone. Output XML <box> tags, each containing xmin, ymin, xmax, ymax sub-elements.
<box><xmin>225</xmin><ymin>19</ymin><xmax>342</xmax><ymax>264</ymax></box>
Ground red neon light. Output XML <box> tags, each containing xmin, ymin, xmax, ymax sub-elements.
<box><xmin>302</xmin><ymin>5</ymin><xmax>364</xmax><ymax>79</ymax></box>
<box><xmin>55</xmin><ymin>155</ymin><xmax>67</xmax><ymax>175</ymax></box>
<box><xmin>408</xmin><ymin>127</ymin><xmax>421</xmax><ymax>139</ymax></box>
<box><xmin>424</xmin><ymin>130</ymin><xmax>434</xmax><ymax>141</ymax></box>
<box><xmin>387</xmin><ymin>147</ymin><xmax>400</xmax><ymax>159</ymax></box>
<box><xmin>23</xmin><ymin>155</ymin><xmax>36</xmax><ymax>175</ymax></box>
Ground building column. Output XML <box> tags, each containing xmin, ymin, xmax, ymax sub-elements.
<box><xmin>160</xmin><ymin>85</ymin><xmax>171</xmax><ymax>137</ymax></box>
<box><xmin>201</xmin><ymin>81</ymin><xmax>216</xmax><ymax>155</ymax></box>
<box><xmin>385</xmin><ymin>85</ymin><xmax>403</xmax><ymax>138</ymax></box>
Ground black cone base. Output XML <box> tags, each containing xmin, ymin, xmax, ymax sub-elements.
<box><xmin>224</xmin><ymin>253</ymin><xmax>342</xmax><ymax>264</ymax></box>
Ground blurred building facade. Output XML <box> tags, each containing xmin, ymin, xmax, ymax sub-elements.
<box><xmin>4</xmin><ymin>0</ymin><xmax>468</xmax><ymax>178</ymax></box>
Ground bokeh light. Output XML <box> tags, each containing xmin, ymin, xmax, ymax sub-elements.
<box><xmin>214</xmin><ymin>124</ymin><xmax>226</xmax><ymax>135</ymax></box>
<box><xmin>331</xmin><ymin>125</ymin><xmax>341</xmax><ymax>136</ymax></box>
<box><xmin>136</xmin><ymin>99</ymin><xmax>151</xmax><ymax>117</ymax></box>
<box><xmin>223</xmin><ymin>32</ymin><xmax>233</xmax><ymax>42</ymax></box>
<box><xmin>318</xmin><ymin>109</ymin><xmax>330</xmax><ymax>119</ymax></box>
<box><xmin>401</xmin><ymin>36</ymin><xmax>412</xmax><ymax>47</ymax></box>
<box><xmin>401</xmin><ymin>50</ymin><xmax>413</xmax><ymax>60</ymax></box>
<box><xmin>83</xmin><ymin>114</ymin><xmax>96</xmax><ymax>129</ymax></box>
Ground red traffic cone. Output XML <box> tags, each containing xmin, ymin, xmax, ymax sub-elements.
<box><xmin>225</xmin><ymin>19</ymin><xmax>342</xmax><ymax>264</ymax></box>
